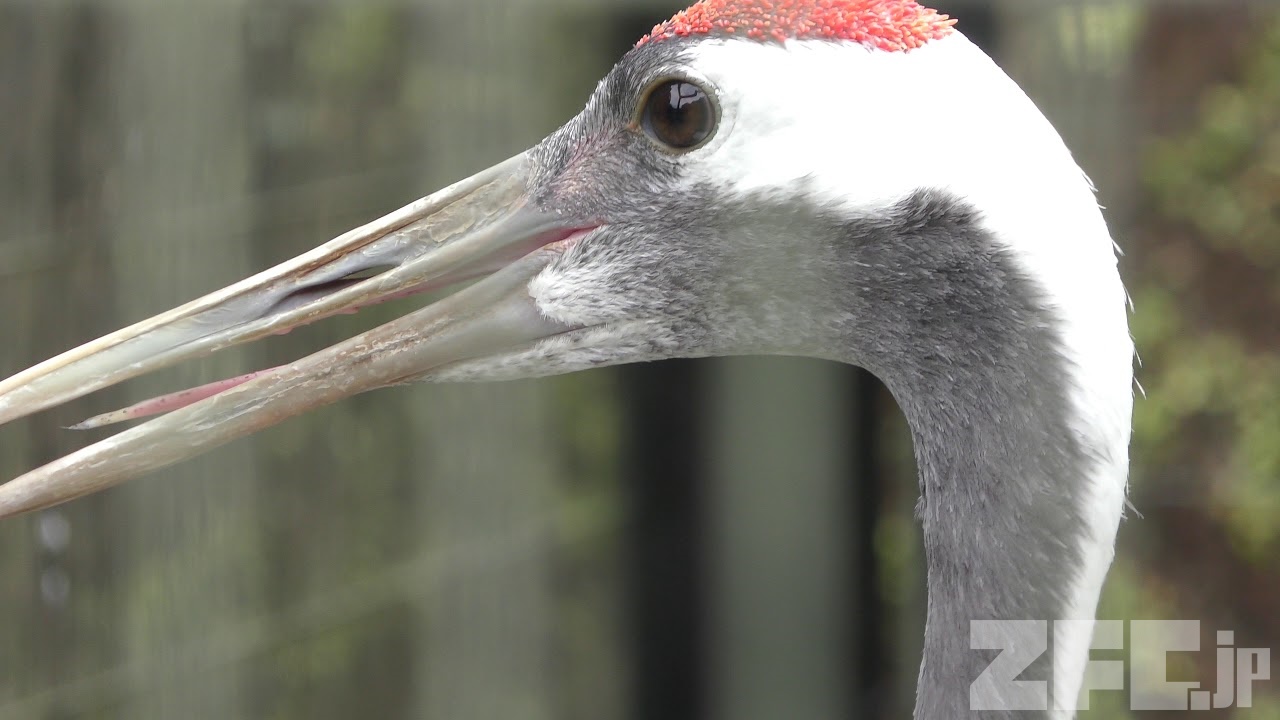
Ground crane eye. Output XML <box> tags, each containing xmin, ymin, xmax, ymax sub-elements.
<box><xmin>639</xmin><ymin>80</ymin><xmax>717</xmax><ymax>151</ymax></box>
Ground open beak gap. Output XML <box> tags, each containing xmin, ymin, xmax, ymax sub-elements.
<box><xmin>0</xmin><ymin>151</ymin><xmax>592</xmax><ymax>518</ymax></box>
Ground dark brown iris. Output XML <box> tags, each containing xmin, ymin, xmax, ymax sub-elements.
<box><xmin>640</xmin><ymin>80</ymin><xmax>716</xmax><ymax>151</ymax></box>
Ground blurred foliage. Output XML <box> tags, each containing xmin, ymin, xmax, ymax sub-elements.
<box><xmin>302</xmin><ymin>6</ymin><xmax>399</xmax><ymax>89</ymax></box>
<box><xmin>1136</xmin><ymin>14</ymin><xmax>1280</xmax><ymax>559</ymax></box>
<box><xmin>1104</xmin><ymin>8</ymin><xmax>1280</xmax><ymax>716</ymax></box>
<box><xmin>1052</xmin><ymin>4</ymin><xmax>1142</xmax><ymax>74</ymax></box>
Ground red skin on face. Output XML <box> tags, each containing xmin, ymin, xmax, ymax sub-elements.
<box><xmin>637</xmin><ymin>0</ymin><xmax>955</xmax><ymax>51</ymax></box>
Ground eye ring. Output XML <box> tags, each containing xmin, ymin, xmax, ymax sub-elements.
<box><xmin>637</xmin><ymin>78</ymin><xmax>718</xmax><ymax>152</ymax></box>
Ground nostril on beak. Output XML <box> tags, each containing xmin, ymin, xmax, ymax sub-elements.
<box><xmin>265</xmin><ymin>265</ymin><xmax>401</xmax><ymax>317</ymax></box>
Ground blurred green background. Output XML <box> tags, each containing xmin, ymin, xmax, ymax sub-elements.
<box><xmin>0</xmin><ymin>1</ymin><xmax>1276</xmax><ymax>718</ymax></box>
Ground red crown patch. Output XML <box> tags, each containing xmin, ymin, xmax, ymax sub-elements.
<box><xmin>638</xmin><ymin>0</ymin><xmax>956</xmax><ymax>52</ymax></box>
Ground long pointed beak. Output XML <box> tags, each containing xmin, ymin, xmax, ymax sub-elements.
<box><xmin>0</xmin><ymin>152</ymin><xmax>590</xmax><ymax>518</ymax></box>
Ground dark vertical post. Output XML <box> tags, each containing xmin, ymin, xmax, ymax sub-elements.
<box><xmin>620</xmin><ymin>360</ymin><xmax>708</xmax><ymax>720</ymax></box>
<box><xmin>850</xmin><ymin>369</ymin><xmax>885</xmax><ymax>717</ymax></box>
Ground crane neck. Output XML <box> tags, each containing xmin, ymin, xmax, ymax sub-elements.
<box><xmin>890</xmin><ymin>343</ymin><xmax>1111</xmax><ymax>719</ymax></box>
<box><xmin>815</xmin><ymin>190</ymin><xmax>1132</xmax><ymax>719</ymax></box>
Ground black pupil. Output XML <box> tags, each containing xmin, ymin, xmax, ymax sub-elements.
<box><xmin>643</xmin><ymin>81</ymin><xmax>713</xmax><ymax>150</ymax></box>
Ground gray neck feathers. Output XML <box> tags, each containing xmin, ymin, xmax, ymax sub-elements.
<box><xmin>829</xmin><ymin>192</ymin><xmax>1094</xmax><ymax>718</ymax></box>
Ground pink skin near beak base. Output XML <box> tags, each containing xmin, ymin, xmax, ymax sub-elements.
<box><xmin>68</xmin><ymin>372</ymin><xmax>271</xmax><ymax>430</ymax></box>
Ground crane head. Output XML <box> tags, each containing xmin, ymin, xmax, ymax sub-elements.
<box><xmin>0</xmin><ymin>0</ymin><xmax>1126</xmax><ymax>518</ymax></box>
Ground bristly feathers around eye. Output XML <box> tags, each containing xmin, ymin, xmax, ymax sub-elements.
<box><xmin>637</xmin><ymin>0</ymin><xmax>955</xmax><ymax>51</ymax></box>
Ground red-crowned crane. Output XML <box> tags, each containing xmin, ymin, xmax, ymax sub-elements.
<box><xmin>0</xmin><ymin>1</ymin><xmax>1133</xmax><ymax>717</ymax></box>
